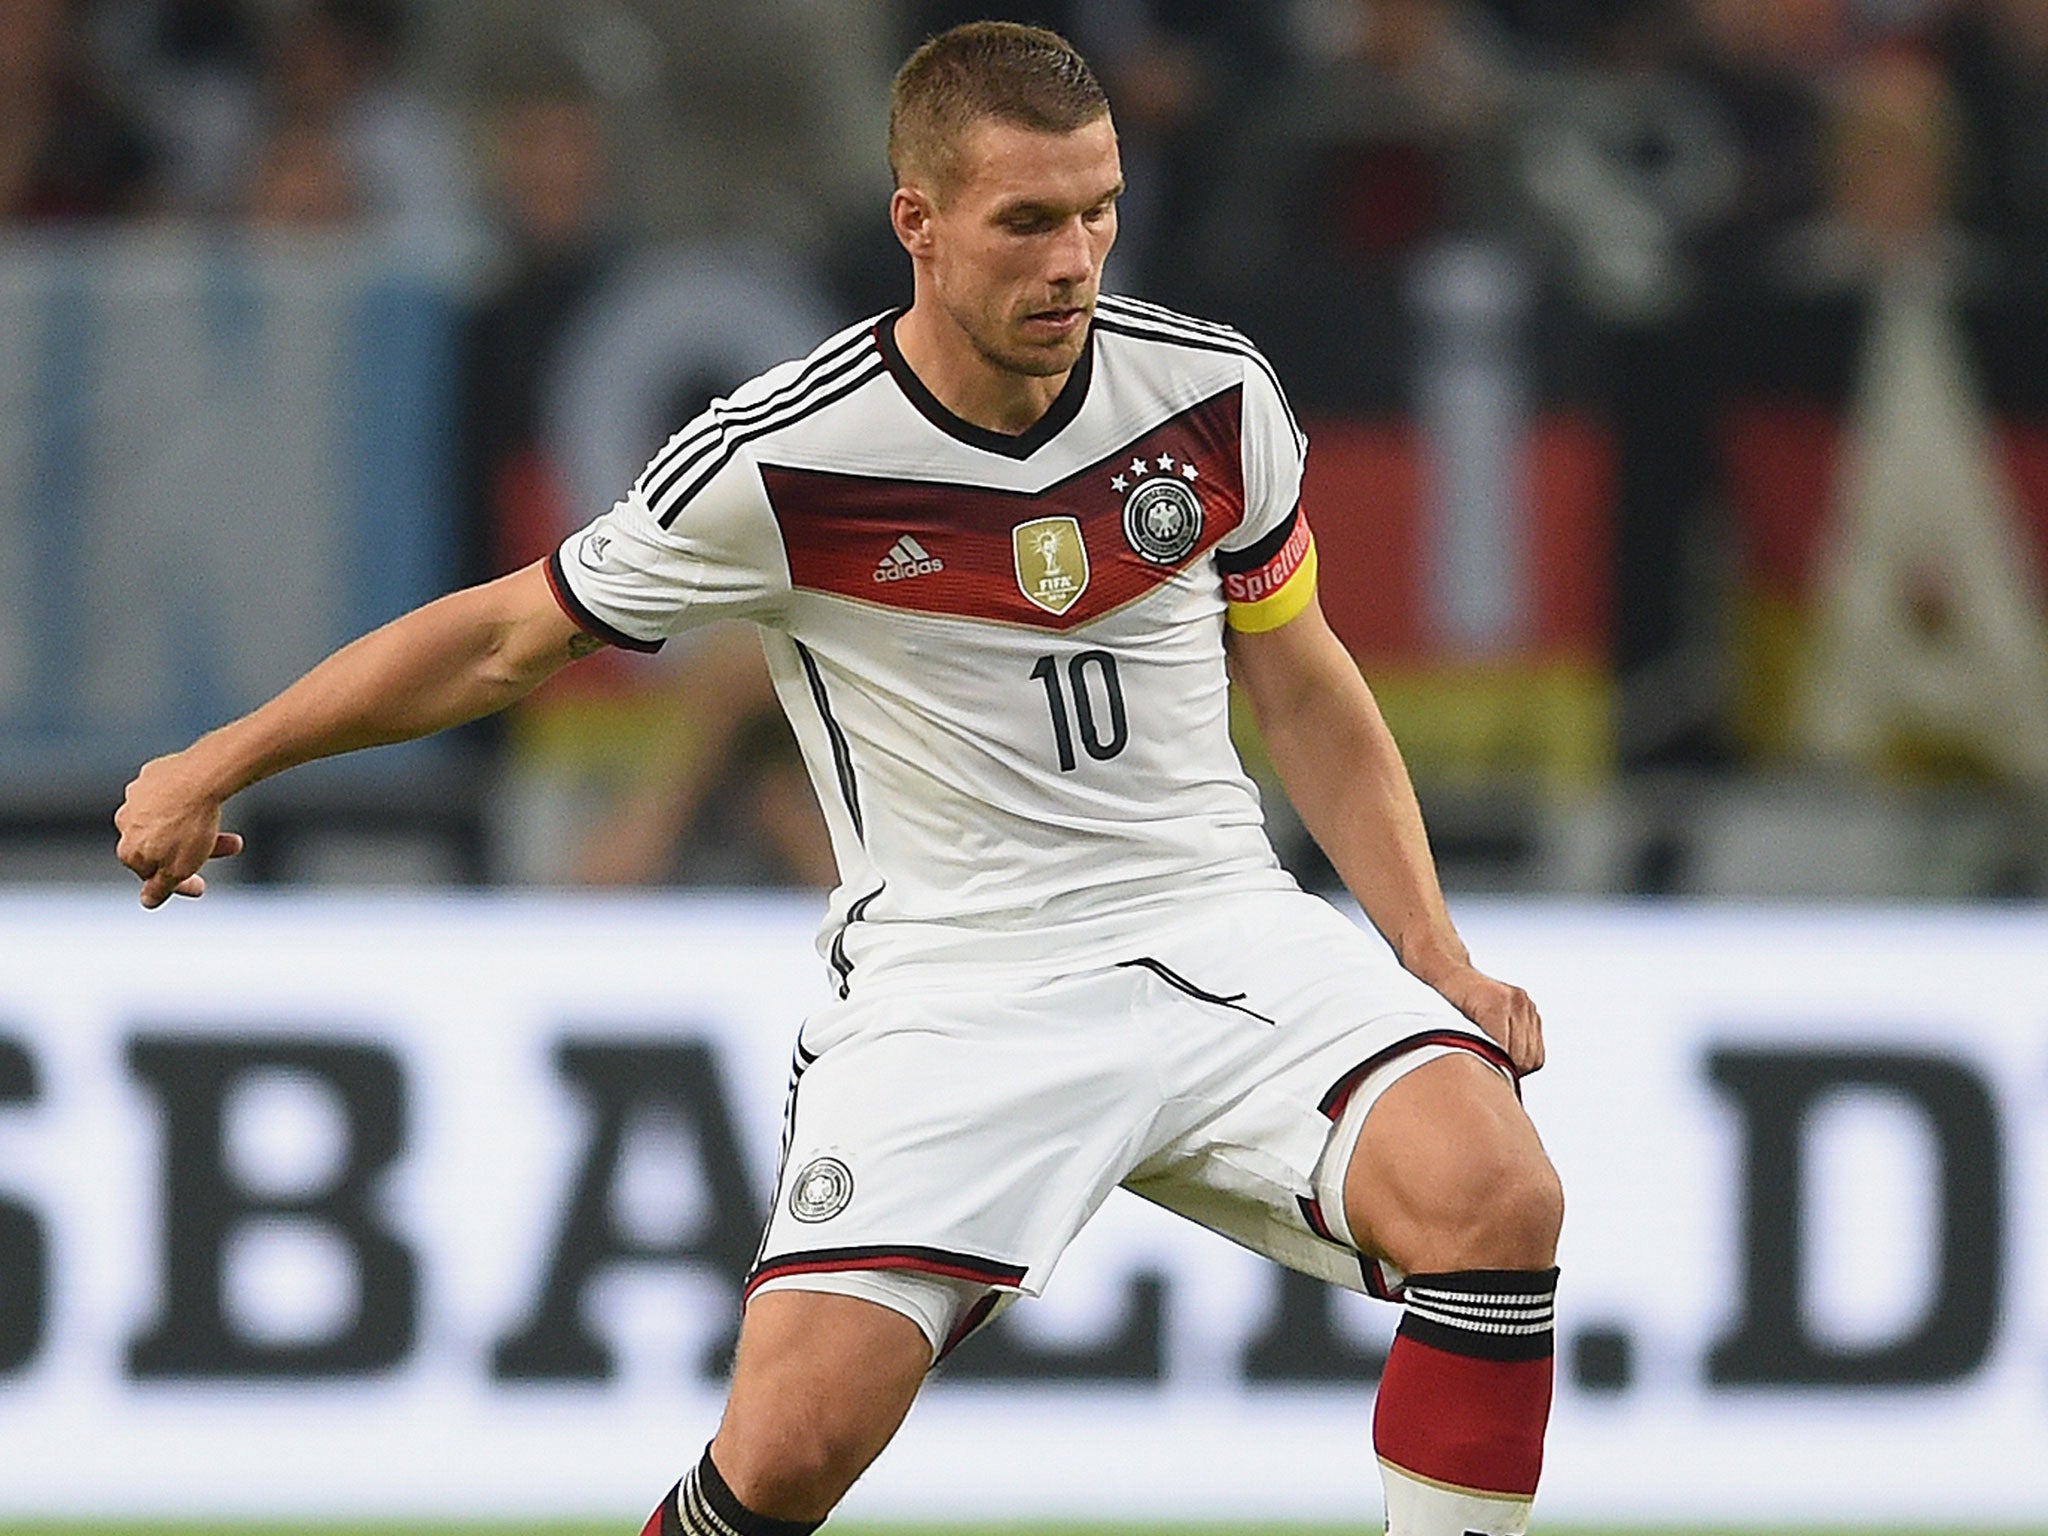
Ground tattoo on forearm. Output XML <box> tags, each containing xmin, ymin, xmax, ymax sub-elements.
<box><xmin>566</xmin><ymin>632</ymin><xmax>607</xmax><ymax>660</ymax></box>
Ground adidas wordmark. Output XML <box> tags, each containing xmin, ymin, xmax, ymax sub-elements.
<box><xmin>874</xmin><ymin>535</ymin><xmax>944</xmax><ymax>582</ymax></box>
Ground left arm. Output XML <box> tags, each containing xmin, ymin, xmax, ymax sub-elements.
<box><xmin>1227</xmin><ymin>596</ymin><xmax>1544</xmax><ymax>1072</ymax></box>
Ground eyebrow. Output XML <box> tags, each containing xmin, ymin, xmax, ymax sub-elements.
<box><xmin>994</xmin><ymin>181</ymin><xmax>1126</xmax><ymax>220</ymax></box>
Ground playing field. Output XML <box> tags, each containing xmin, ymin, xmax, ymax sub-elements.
<box><xmin>0</xmin><ymin>1530</ymin><xmax>1823</xmax><ymax>1536</ymax></box>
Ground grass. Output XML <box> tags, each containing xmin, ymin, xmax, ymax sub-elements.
<box><xmin>0</xmin><ymin>1532</ymin><xmax>2028</xmax><ymax>1536</ymax></box>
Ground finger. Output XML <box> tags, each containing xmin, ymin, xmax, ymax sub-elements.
<box><xmin>174</xmin><ymin>874</ymin><xmax>208</xmax><ymax>899</ymax></box>
<box><xmin>139</xmin><ymin>872</ymin><xmax>176</xmax><ymax>909</ymax></box>
<box><xmin>213</xmin><ymin>832</ymin><xmax>245</xmax><ymax>858</ymax></box>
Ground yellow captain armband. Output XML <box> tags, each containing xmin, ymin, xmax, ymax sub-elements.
<box><xmin>1221</xmin><ymin>512</ymin><xmax>1318</xmax><ymax>633</ymax></box>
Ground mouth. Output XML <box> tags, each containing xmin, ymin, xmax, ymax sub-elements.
<box><xmin>1020</xmin><ymin>303</ymin><xmax>1090</xmax><ymax>339</ymax></box>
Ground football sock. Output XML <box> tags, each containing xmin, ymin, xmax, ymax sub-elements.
<box><xmin>1372</xmin><ymin>1267</ymin><xmax>1558</xmax><ymax>1536</ymax></box>
<box><xmin>641</xmin><ymin>1449</ymin><xmax>823</xmax><ymax>1536</ymax></box>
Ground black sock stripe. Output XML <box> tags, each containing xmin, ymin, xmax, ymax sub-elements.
<box><xmin>1403</xmin><ymin>1288</ymin><xmax>1556</xmax><ymax>1313</ymax></box>
<box><xmin>694</xmin><ymin>1450</ymin><xmax>820</xmax><ymax>1536</ymax></box>
<box><xmin>1398</xmin><ymin>1310</ymin><xmax>1554</xmax><ymax>1362</ymax></box>
<box><xmin>1405</xmin><ymin>1267</ymin><xmax>1560</xmax><ymax>1295</ymax></box>
<box><xmin>1397</xmin><ymin>1267</ymin><xmax>1559</xmax><ymax>1363</ymax></box>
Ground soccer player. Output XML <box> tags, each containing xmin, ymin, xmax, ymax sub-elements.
<box><xmin>116</xmin><ymin>23</ymin><xmax>1563</xmax><ymax>1536</ymax></box>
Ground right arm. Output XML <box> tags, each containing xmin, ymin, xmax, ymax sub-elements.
<box><xmin>116</xmin><ymin>560</ymin><xmax>598</xmax><ymax>908</ymax></box>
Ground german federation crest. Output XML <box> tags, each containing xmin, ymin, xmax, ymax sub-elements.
<box><xmin>789</xmin><ymin>1156</ymin><xmax>853</xmax><ymax>1223</ymax></box>
<box><xmin>1013</xmin><ymin>515</ymin><xmax>1090</xmax><ymax>615</ymax></box>
<box><xmin>1117</xmin><ymin>454</ymin><xmax>1205</xmax><ymax>565</ymax></box>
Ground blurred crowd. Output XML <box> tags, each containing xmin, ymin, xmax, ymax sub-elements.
<box><xmin>9</xmin><ymin>0</ymin><xmax>2048</xmax><ymax>889</ymax></box>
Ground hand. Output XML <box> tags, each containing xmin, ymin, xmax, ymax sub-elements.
<box><xmin>1425</xmin><ymin>962</ymin><xmax>1545</xmax><ymax>1075</ymax></box>
<box><xmin>115</xmin><ymin>753</ymin><xmax>245</xmax><ymax>908</ymax></box>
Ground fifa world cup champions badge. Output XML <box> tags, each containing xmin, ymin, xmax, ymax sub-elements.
<box><xmin>1013</xmin><ymin>516</ymin><xmax>1090</xmax><ymax>615</ymax></box>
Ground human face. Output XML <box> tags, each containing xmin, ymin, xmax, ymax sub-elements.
<box><xmin>903</xmin><ymin>115</ymin><xmax>1122</xmax><ymax>380</ymax></box>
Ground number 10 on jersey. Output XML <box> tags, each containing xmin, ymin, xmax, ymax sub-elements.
<box><xmin>1030</xmin><ymin>651</ymin><xmax>1128</xmax><ymax>771</ymax></box>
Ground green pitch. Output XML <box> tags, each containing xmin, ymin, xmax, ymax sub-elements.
<box><xmin>5</xmin><ymin>1529</ymin><xmax>2048</xmax><ymax>1536</ymax></box>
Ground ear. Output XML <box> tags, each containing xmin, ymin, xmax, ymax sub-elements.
<box><xmin>891</xmin><ymin>185</ymin><xmax>937</xmax><ymax>258</ymax></box>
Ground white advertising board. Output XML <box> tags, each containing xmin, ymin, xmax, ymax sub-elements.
<box><xmin>0</xmin><ymin>892</ymin><xmax>2044</xmax><ymax>1524</ymax></box>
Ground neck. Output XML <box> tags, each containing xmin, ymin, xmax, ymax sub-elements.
<box><xmin>892</xmin><ymin>296</ymin><xmax>1074</xmax><ymax>436</ymax></box>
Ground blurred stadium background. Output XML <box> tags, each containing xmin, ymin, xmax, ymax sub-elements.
<box><xmin>3</xmin><ymin>0</ymin><xmax>2048</xmax><ymax>1530</ymax></box>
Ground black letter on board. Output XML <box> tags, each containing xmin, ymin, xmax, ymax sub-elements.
<box><xmin>1707</xmin><ymin>1046</ymin><xmax>2000</xmax><ymax>1387</ymax></box>
<box><xmin>126</xmin><ymin>1036</ymin><xmax>416</xmax><ymax>1378</ymax></box>
<box><xmin>492</xmin><ymin>1040</ymin><xmax>764</xmax><ymax>1382</ymax></box>
<box><xmin>0</xmin><ymin>1037</ymin><xmax>46</xmax><ymax>1375</ymax></box>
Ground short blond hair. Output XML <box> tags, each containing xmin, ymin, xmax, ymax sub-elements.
<box><xmin>888</xmin><ymin>21</ymin><xmax>1110</xmax><ymax>196</ymax></box>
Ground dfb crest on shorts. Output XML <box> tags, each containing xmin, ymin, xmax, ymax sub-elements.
<box><xmin>1115</xmin><ymin>454</ymin><xmax>1204</xmax><ymax>565</ymax></box>
<box><xmin>789</xmin><ymin>1155</ymin><xmax>854</xmax><ymax>1222</ymax></box>
<box><xmin>1013</xmin><ymin>515</ymin><xmax>1089</xmax><ymax>615</ymax></box>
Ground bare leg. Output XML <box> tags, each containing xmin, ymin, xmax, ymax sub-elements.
<box><xmin>707</xmin><ymin>1288</ymin><xmax>933</xmax><ymax>1522</ymax></box>
<box><xmin>1344</xmin><ymin>1052</ymin><xmax>1561</xmax><ymax>1273</ymax></box>
<box><xmin>1344</xmin><ymin>1051</ymin><xmax>1564</xmax><ymax>1536</ymax></box>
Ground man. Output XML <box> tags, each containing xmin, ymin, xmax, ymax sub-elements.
<box><xmin>117</xmin><ymin>23</ymin><xmax>1562</xmax><ymax>1536</ymax></box>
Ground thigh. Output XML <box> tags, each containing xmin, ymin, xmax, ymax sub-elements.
<box><xmin>751</xmin><ymin>974</ymin><xmax>1159</xmax><ymax>1303</ymax></box>
<box><xmin>1121</xmin><ymin>890</ymin><xmax>1510</xmax><ymax>1293</ymax></box>
<box><xmin>1343</xmin><ymin>1049</ymin><xmax>1561</xmax><ymax>1274</ymax></box>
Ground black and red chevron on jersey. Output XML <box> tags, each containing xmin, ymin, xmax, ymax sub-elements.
<box><xmin>552</xmin><ymin>299</ymin><xmax>1316</xmax><ymax>972</ymax></box>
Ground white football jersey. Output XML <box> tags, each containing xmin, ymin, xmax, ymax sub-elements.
<box><xmin>551</xmin><ymin>295</ymin><xmax>1324</xmax><ymax>986</ymax></box>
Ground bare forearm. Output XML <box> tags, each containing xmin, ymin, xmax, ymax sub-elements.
<box><xmin>1232</xmin><ymin>604</ymin><xmax>1545</xmax><ymax>1069</ymax></box>
<box><xmin>184</xmin><ymin>582</ymin><xmax>567</xmax><ymax>798</ymax></box>
<box><xmin>1260</xmin><ymin>675</ymin><xmax>1468</xmax><ymax>982</ymax></box>
<box><xmin>118</xmin><ymin>563</ymin><xmax>590</xmax><ymax>907</ymax></box>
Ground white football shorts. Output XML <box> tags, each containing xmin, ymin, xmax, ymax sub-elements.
<box><xmin>747</xmin><ymin>887</ymin><xmax>1513</xmax><ymax>1354</ymax></box>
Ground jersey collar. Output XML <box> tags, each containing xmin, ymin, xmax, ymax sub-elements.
<box><xmin>875</xmin><ymin>309</ymin><xmax>1095</xmax><ymax>460</ymax></box>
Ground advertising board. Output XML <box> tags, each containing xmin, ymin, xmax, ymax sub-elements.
<box><xmin>0</xmin><ymin>893</ymin><xmax>2042</xmax><ymax>1523</ymax></box>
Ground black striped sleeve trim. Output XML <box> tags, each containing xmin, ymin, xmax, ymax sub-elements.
<box><xmin>1089</xmin><ymin>311</ymin><xmax>1304</xmax><ymax>451</ymax></box>
<box><xmin>645</xmin><ymin>340</ymin><xmax>879</xmax><ymax>507</ymax></box>
<box><xmin>636</xmin><ymin>328</ymin><xmax>878</xmax><ymax>498</ymax></box>
<box><xmin>1316</xmin><ymin>1028</ymin><xmax>1518</xmax><ymax>1120</ymax></box>
<box><xmin>794</xmin><ymin>640</ymin><xmax>862</xmax><ymax>843</ymax></box>
<box><xmin>544</xmin><ymin>549</ymin><xmax>665</xmax><ymax>654</ymax></box>
<box><xmin>746</xmin><ymin>1244</ymin><xmax>1029</xmax><ymax>1295</ymax></box>
<box><xmin>1214</xmin><ymin>505</ymin><xmax>1301</xmax><ymax>576</ymax></box>
<box><xmin>651</xmin><ymin>357</ymin><xmax>887</xmax><ymax>528</ymax></box>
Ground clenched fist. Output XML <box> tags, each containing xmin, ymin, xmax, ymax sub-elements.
<box><xmin>115</xmin><ymin>752</ymin><xmax>244</xmax><ymax>909</ymax></box>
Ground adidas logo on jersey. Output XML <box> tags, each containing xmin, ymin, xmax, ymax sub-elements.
<box><xmin>873</xmin><ymin>535</ymin><xmax>944</xmax><ymax>582</ymax></box>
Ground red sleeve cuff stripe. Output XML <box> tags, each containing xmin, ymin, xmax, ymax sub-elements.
<box><xmin>545</xmin><ymin>550</ymin><xmax>665</xmax><ymax>654</ymax></box>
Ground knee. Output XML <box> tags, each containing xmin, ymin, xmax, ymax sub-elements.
<box><xmin>1452</xmin><ymin>1142</ymin><xmax>1564</xmax><ymax>1271</ymax></box>
<box><xmin>1348</xmin><ymin>1057</ymin><xmax>1565</xmax><ymax>1274</ymax></box>
<box><xmin>710</xmin><ymin>1288</ymin><xmax>929</xmax><ymax>1521</ymax></box>
<box><xmin>714</xmin><ymin>1417</ymin><xmax>871</xmax><ymax>1523</ymax></box>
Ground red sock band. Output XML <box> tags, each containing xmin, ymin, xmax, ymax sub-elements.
<box><xmin>1373</xmin><ymin>1333</ymin><xmax>1553</xmax><ymax>1498</ymax></box>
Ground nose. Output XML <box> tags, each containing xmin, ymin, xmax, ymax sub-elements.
<box><xmin>1047</xmin><ymin>214</ymin><xmax>1097</xmax><ymax>287</ymax></box>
